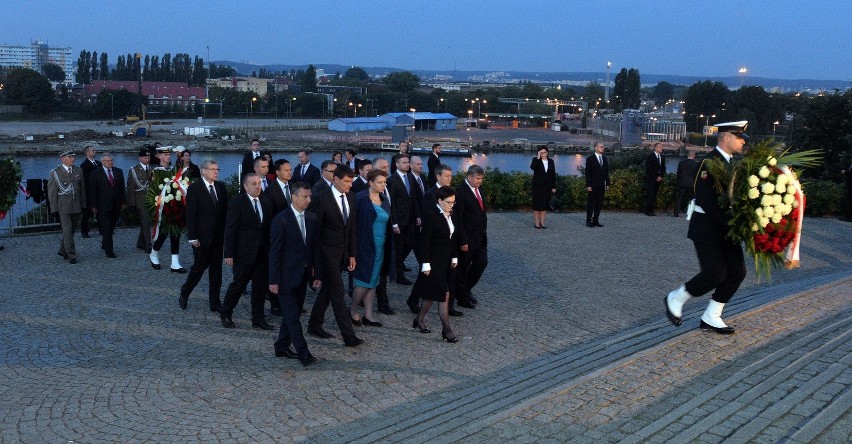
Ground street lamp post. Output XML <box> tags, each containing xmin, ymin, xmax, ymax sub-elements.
<box><xmin>700</xmin><ymin>114</ymin><xmax>716</xmax><ymax>147</ymax></box>
<box><xmin>107</xmin><ymin>92</ymin><xmax>114</xmax><ymax>121</ymax></box>
<box><xmin>773</xmin><ymin>121</ymin><xmax>780</xmax><ymax>138</ymax></box>
<box><xmin>287</xmin><ymin>97</ymin><xmax>296</xmax><ymax>121</ymax></box>
<box><xmin>250</xmin><ymin>96</ymin><xmax>257</xmax><ymax>118</ymax></box>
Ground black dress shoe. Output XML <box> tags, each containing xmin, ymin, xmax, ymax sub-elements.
<box><xmin>307</xmin><ymin>327</ymin><xmax>335</xmax><ymax>339</ymax></box>
<box><xmin>396</xmin><ymin>276</ymin><xmax>413</xmax><ymax>285</ymax></box>
<box><xmin>275</xmin><ymin>347</ymin><xmax>298</xmax><ymax>359</ymax></box>
<box><xmin>81</xmin><ymin>233</ymin><xmax>91</xmax><ymax>238</ymax></box>
<box><xmin>442</xmin><ymin>330</ymin><xmax>459</xmax><ymax>343</ymax></box>
<box><xmin>412</xmin><ymin>318</ymin><xmax>431</xmax><ymax>333</ymax></box>
<box><xmin>150</xmin><ymin>260</ymin><xmax>161</xmax><ymax>270</ymax></box>
<box><xmin>344</xmin><ymin>337</ymin><xmax>364</xmax><ymax>347</ymax></box>
<box><xmin>179</xmin><ymin>295</ymin><xmax>188</xmax><ymax>310</ymax></box>
<box><xmin>171</xmin><ymin>267</ymin><xmax>187</xmax><ymax>273</ymax></box>
<box><xmin>593</xmin><ymin>222</ymin><xmax>604</xmax><ymax>227</ymax></box>
<box><xmin>362</xmin><ymin>318</ymin><xmax>383</xmax><ymax>327</ymax></box>
<box><xmin>378</xmin><ymin>307</ymin><xmax>395</xmax><ymax>315</ymax></box>
<box><xmin>457</xmin><ymin>299</ymin><xmax>476</xmax><ymax>309</ymax></box>
<box><xmin>664</xmin><ymin>297</ymin><xmax>682</xmax><ymax>326</ymax></box>
<box><xmin>672</xmin><ymin>213</ymin><xmax>680</xmax><ymax>217</ymax></box>
<box><xmin>220</xmin><ymin>316</ymin><xmax>236</xmax><ymax>329</ymax></box>
<box><xmin>106</xmin><ymin>252</ymin><xmax>117</xmax><ymax>258</ymax></box>
<box><xmin>210</xmin><ymin>304</ymin><xmax>221</xmax><ymax>312</ymax></box>
<box><xmin>300</xmin><ymin>353</ymin><xmax>318</xmax><ymax>367</ymax></box>
<box><xmin>407</xmin><ymin>301</ymin><xmax>420</xmax><ymax>314</ymax></box>
<box><xmin>270</xmin><ymin>306</ymin><xmax>283</xmax><ymax>317</ymax></box>
<box><xmin>69</xmin><ymin>258</ymin><xmax>78</xmax><ymax>264</ymax></box>
<box><xmin>586</xmin><ymin>222</ymin><xmax>595</xmax><ymax>227</ymax></box>
<box><xmin>252</xmin><ymin>319</ymin><xmax>274</xmax><ymax>330</ymax></box>
<box><xmin>59</xmin><ymin>251</ymin><xmax>69</xmax><ymax>259</ymax></box>
<box><xmin>448</xmin><ymin>309</ymin><xmax>464</xmax><ymax>317</ymax></box>
<box><xmin>700</xmin><ymin>320</ymin><xmax>735</xmax><ymax>334</ymax></box>
<box><xmin>469</xmin><ymin>295</ymin><xmax>478</xmax><ymax>304</ymax></box>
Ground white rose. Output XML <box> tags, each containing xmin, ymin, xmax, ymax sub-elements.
<box><xmin>163</xmin><ymin>178</ymin><xmax>170</xmax><ymax>183</ymax></box>
<box><xmin>761</xmin><ymin>195</ymin><xmax>773</xmax><ymax>206</ymax></box>
<box><xmin>158</xmin><ymin>184</ymin><xmax>164</xmax><ymax>190</ymax></box>
<box><xmin>748</xmin><ymin>175</ymin><xmax>760</xmax><ymax>187</ymax></box>
<box><xmin>751</xmin><ymin>223</ymin><xmax>760</xmax><ymax>232</ymax></box>
<box><xmin>172</xmin><ymin>182</ymin><xmax>179</xmax><ymax>189</ymax></box>
<box><xmin>776</xmin><ymin>174</ymin><xmax>789</xmax><ymax>187</ymax></box>
<box><xmin>164</xmin><ymin>195</ymin><xmax>173</xmax><ymax>202</ymax></box>
<box><xmin>768</xmin><ymin>157</ymin><xmax>777</xmax><ymax>167</ymax></box>
<box><xmin>783</xmin><ymin>193</ymin><xmax>795</xmax><ymax>205</ymax></box>
<box><xmin>778</xmin><ymin>204</ymin><xmax>791</xmax><ymax>216</ymax></box>
<box><xmin>761</xmin><ymin>182</ymin><xmax>775</xmax><ymax>194</ymax></box>
<box><xmin>175</xmin><ymin>195</ymin><xmax>182</xmax><ymax>201</ymax></box>
<box><xmin>758</xmin><ymin>166</ymin><xmax>770</xmax><ymax>178</ymax></box>
<box><xmin>755</xmin><ymin>207</ymin><xmax>764</xmax><ymax>217</ymax></box>
<box><xmin>748</xmin><ymin>188</ymin><xmax>760</xmax><ymax>199</ymax></box>
<box><xmin>760</xmin><ymin>217</ymin><xmax>770</xmax><ymax>227</ymax></box>
<box><xmin>773</xmin><ymin>194</ymin><xmax>783</xmax><ymax>206</ymax></box>
<box><xmin>771</xmin><ymin>213</ymin><xmax>783</xmax><ymax>224</ymax></box>
<box><xmin>787</xmin><ymin>185</ymin><xmax>797</xmax><ymax>195</ymax></box>
<box><xmin>175</xmin><ymin>191</ymin><xmax>182</xmax><ymax>198</ymax></box>
<box><xmin>792</xmin><ymin>200</ymin><xmax>799</xmax><ymax>208</ymax></box>
<box><xmin>764</xmin><ymin>206</ymin><xmax>775</xmax><ymax>217</ymax></box>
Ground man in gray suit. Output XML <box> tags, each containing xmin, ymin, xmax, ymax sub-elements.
<box><xmin>48</xmin><ymin>150</ymin><xmax>86</xmax><ymax>264</ymax></box>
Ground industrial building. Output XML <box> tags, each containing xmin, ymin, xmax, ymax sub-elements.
<box><xmin>0</xmin><ymin>40</ymin><xmax>73</xmax><ymax>83</ymax></box>
<box><xmin>81</xmin><ymin>80</ymin><xmax>207</xmax><ymax>109</ymax></box>
<box><xmin>328</xmin><ymin>112</ymin><xmax>458</xmax><ymax>132</ymax></box>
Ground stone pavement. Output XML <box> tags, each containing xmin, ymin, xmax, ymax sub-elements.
<box><xmin>0</xmin><ymin>212</ymin><xmax>849</xmax><ymax>443</ymax></box>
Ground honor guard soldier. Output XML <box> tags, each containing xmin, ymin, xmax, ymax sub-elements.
<box><xmin>48</xmin><ymin>150</ymin><xmax>86</xmax><ymax>264</ymax></box>
<box><xmin>127</xmin><ymin>147</ymin><xmax>154</xmax><ymax>253</ymax></box>
<box><xmin>149</xmin><ymin>145</ymin><xmax>187</xmax><ymax>273</ymax></box>
<box><xmin>665</xmin><ymin>121</ymin><xmax>750</xmax><ymax>334</ymax></box>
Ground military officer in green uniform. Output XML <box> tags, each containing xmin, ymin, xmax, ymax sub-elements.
<box><xmin>48</xmin><ymin>150</ymin><xmax>86</xmax><ymax>264</ymax></box>
<box><xmin>127</xmin><ymin>147</ymin><xmax>153</xmax><ymax>253</ymax></box>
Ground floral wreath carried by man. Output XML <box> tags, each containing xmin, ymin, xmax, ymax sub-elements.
<box><xmin>146</xmin><ymin>148</ymin><xmax>192</xmax><ymax>239</ymax></box>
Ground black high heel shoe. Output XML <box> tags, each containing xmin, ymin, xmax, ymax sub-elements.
<box><xmin>412</xmin><ymin>318</ymin><xmax>431</xmax><ymax>333</ymax></box>
<box><xmin>350</xmin><ymin>316</ymin><xmax>363</xmax><ymax>327</ymax></box>
<box><xmin>442</xmin><ymin>329</ymin><xmax>459</xmax><ymax>343</ymax></box>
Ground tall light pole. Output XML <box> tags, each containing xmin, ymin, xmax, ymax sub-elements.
<box><xmin>250</xmin><ymin>96</ymin><xmax>257</xmax><ymax>118</ymax></box>
<box><xmin>107</xmin><ymin>92</ymin><xmax>114</xmax><ymax>121</ymax></box>
<box><xmin>773</xmin><ymin>120</ymin><xmax>780</xmax><ymax>138</ymax></box>
<box><xmin>700</xmin><ymin>114</ymin><xmax>716</xmax><ymax>147</ymax></box>
<box><xmin>604</xmin><ymin>61</ymin><xmax>612</xmax><ymax>104</ymax></box>
<box><xmin>437</xmin><ymin>97</ymin><xmax>444</xmax><ymax>112</ymax></box>
<box><xmin>288</xmin><ymin>97</ymin><xmax>296</xmax><ymax>121</ymax></box>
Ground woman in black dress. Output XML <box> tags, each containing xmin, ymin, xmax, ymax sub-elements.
<box><xmin>530</xmin><ymin>147</ymin><xmax>556</xmax><ymax>228</ymax></box>
<box><xmin>411</xmin><ymin>187</ymin><xmax>459</xmax><ymax>343</ymax></box>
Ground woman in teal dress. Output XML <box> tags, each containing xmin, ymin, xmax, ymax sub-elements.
<box><xmin>350</xmin><ymin>169</ymin><xmax>392</xmax><ymax>327</ymax></box>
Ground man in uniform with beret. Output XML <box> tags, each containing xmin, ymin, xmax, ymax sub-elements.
<box><xmin>48</xmin><ymin>150</ymin><xmax>86</xmax><ymax>264</ymax></box>
<box><xmin>127</xmin><ymin>147</ymin><xmax>153</xmax><ymax>253</ymax></box>
<box><xmin>665</xmin><ymin>121</ymin><xmax>749</xmax><ymax>334</ymax></box>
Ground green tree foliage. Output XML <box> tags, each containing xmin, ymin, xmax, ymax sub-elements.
<box><xmin>613</xmin><ymin>68</ymin><xmax>641</xmax><ymax>110</ymax></box>
<box><xmin>75</xmin><ymin>50</ymin><xmax>91</xmax><ymax>84</ymax></box>
<box><xmin>651</xmin><ymin>81</ymin><xmax>674</xmax><ymax>102</ymax></box>
<box><xmin>383</xmin><ymin>71</ymin><xmax>420</xmax><ymax>95</ymax></box>
<box><xmin>721</xmin><ymin>86</ymin><xmax>784</xmax><ymax>134</ymax></box>
<box><xmin>3</xmin><ymin>68</ymin><xmax>56</xmax><ymax>113</ymax></box>
<box><xmin>41</xmin><ymin>63</ymin><xmax>66</xmax><ymax>82</ymax></box>
<box><xmin>301</xmin><ymin>65</ymin><xmax>318</xmax><ymax>93</ymax></box>
<box><xmin>94</xmin><ymin>89</ymin><xmax>138</xmax><ymax>119</ymax></box>
<box><xmin>792</xmin><ymin>90</ymin><xmax>852</xmax><ymax>181</ymax></box>
<box><xmin>209</xmin><ymin>63</ymin><xmax>237</xmax><ymax>78</ymax></box>
<box><xmin>344</xmin><ymin>66</ymin><xmax>369</xmax><ymax>82</ymax></box>
<box><xmin>683</xmin><ymin>81</ymin><xmax>730</xmax><ymax>132</ymax></box>
<box><xmin>585</xmin><ymin>82</ymin><xmax>605</xmax><ymax>103</ymax></box>
<box><xmin>99</xmin><ymin>52</ymin><xmax>109</xmax><ymax>80</ymax></box>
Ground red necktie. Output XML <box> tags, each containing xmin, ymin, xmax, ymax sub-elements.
<box><xmin>107</xmin><ymin>169</ymin><xmax>114</xmax><ymax>186</ymax></box>
<box><xmin>474</xmin><ymin>187</ymin><xmax>483</xmax><ymax>210</ymax></box>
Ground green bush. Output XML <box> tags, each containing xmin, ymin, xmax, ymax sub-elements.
<box><xmin>801</xmin><ymin>180</ymin><xmax>843</xmax><ymax>216</ymax></box>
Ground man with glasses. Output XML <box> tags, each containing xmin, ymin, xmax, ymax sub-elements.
<box><xmin>312</xmin><ymin>160</ymin><xmax>336</xmax><ymax>196</ymax></box>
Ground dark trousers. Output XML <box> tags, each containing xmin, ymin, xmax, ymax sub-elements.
<box><xmin>586</xmin><ymin>186</ymin><xmax>605</xmax><ymax>223</ymax></box>
<box><xmin>220</xmin><ymin>258</ymin><xmax>268</xmax><ymax>322</ymax></box>
<box><xmin>673</xmin><ymin>186</ymin><xmax>694</xmax><ymax>216</ymax></box>
<box><xmin>58</xmin><ymin>212</ymin><xmax>80</xmax><ymax>259</ymax></box>
<box><xmin>456</xmin><ymin>243</ymin><xmax>487</xmax><ymax>301</ymax></box>
<box><xmin>644</xmin><ymin>180</ymin><xmax>660</xmax><ymax>214</ymax></box>
<box><xmin>685</xmin><ymin>237</ymin><xmax>747</xmax><ymax>304</ymax></box>
<box><xmin>153</xmin><ymin>230</ymin><xmax>181</xmax><ymax>253</ymax></box>
<box><xmin>97</xmin><ymin>209</ymin><xmax>119</xmax><ymax>254</ymax></box>
<box><xmin>274</xmin><ymin>269</ymin><xmax>311</xmax><ymax>359</ymax></box>
<box><xmin>135</xmin><ymin>205</ymin><xmax>152</xmax><ymax>250</ymax></box>
<box><xmin>393</xmin><ymin>225</ymin><xmax>414</xmax><ymax>273</ymax></box>
<box><xmin>81</xmin><ymin>206</ymin><xmax>94</xmax><ymax>235</ymax></box>
<box><xmin>308</xmin><ymin>264</ymin><xmax>357</xmax><ymax>341</ymax></box>
<box><xmin>179</xmin><ymin>238</ymin><xmax>224</xmax><ymax>309</ymax></box>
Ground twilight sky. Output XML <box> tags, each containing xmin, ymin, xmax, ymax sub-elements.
<box><xmin>4</xmin><ymin>0</ymin><xmax>850</xmax><ymax>81</ymax></box>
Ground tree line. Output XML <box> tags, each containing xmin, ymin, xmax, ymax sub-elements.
<box><xmin>74</xmin><ymin>50</ymin><xmax>208</xmax><ymax>86</ymax></box>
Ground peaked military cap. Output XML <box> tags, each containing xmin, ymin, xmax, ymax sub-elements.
<box><xmin>715</xmin><ymin>121</ymin><xmax>749</xmax><ymax>141</ymax></box>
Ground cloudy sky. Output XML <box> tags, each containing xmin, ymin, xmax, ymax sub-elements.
<box><xmin>4</xmin><ymin>0</ymin><xmax>850</xmax><ymax>80</ymax></box>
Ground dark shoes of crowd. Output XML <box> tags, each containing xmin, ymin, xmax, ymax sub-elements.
<box><xmin>586</xmin><ymin>221</ymin><xmax>604</xmax><ymax>228</ymax></box>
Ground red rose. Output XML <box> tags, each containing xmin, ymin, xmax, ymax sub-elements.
<box><xmin>791</xmin><ymin>208</ymin><xmax>799</xmax><ymax>219</ymax></box>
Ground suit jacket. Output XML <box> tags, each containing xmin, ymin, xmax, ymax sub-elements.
<box><xmin>263</xmin><ymin>179</ymin><xmax>291</xmax><ymax>217</ymax></box>
<box><xmin>418</xmin><ymin>204</ymin><xmax>457</xmax><ymax>266</ymax></box>
<box><xmin>88</xmin><ymin>167</ymin><xmax>126</xmax><ymax>212</ymax></box>
<box><xmin>311</xmin><ymin>178</ymin><xmax>332</xmax><ymax>197</ymax></box>
<box><xmin>48</xmin><ymin>165</ymin><xmax>85</xmax><ymax>214</ymax></box>
<box><xmin>241</xmin><ymin>150</ymin><xmax>272</xmax><ymax>179</ymax></box>
<box><xmin>688</xmin><ymin>148</ymin><xmax>732</xmax><ymax>242</ymax></box>
<box><xmin>126</xmin><ymin>163</ymin><xmax>152</xmax><ymax>208</ymax></box>
<box><xmin>180</xmin><ymin>162</ymin><xmax>201</xmax><ymax>181</ymax></box>
<box><xmin>351</xmin><ymin>176</ymin><xmax>369</xmax><ymax>195</ymax></box>
<box><xmin>79</xmin><ymin>158</ymin><xmax>101</xmax><ymax>208</ymax></box>
<box><xmin>185</xmin><ymin>179</ymin><xmax>229</xmax><ymax>246</ymax></box>
<box><xmin>427</xmin><ymin>153</ymin><xmax>441</xmax><ymax>186</ymax></box>
<box><xmin>269</xmin><ymin>207</ymin><xmax>322</xmax><ymax>289</ymax></box>
<box><xmin>452</xmin><ymin>182</ymin><xmax>487</xmax><ymax>251</ymax></box>
<box><xmin>309</xmin><ymin>187</ymin><xmax>357</xmax><ymax>271</ymax></box>
<box><xmin>293</xmin><ymin>163</ymin><xmax>321</xmax><ymax>186</ymax></box>
<box><xmin>223</xmin><ymin>193</ymin><xmax>271</xmax><ymax>265</ymax></box>
<box><xmin>645</xmin><ymin>151</ymin><xmax>667</xmax><ymax>183</ymax></box>
<box><xmin>387</xmin><ymin>170</ymin><xmax>421</xmax><ymax>227</ymax></box>
<box><xmin>530</xmin><ymin>158</ymin><xmax>556</xmax><ymax>188</ymax></box>
<box><xmin>585</xmin><ymin>153</ymin><xmax>610</xmax><ymax>188</ymax></box>
<box><xmin>411</xmin><ymin>173</ymin><xmax>427</xmax><ymax>209</ymax></box>
<box><xmin>676</xmin><ymin>158</ymin><xmax>700</xmax><ymax>187</ymax></box>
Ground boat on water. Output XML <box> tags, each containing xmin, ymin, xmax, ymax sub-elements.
<box><xmin>410</xmin><ymin>145</ymin><xmax>473</xmax><ymax>156</ymax></box>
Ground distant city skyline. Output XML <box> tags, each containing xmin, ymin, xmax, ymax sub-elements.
<box><xmin>3</xmin><ymin>0</ymin><xmax>850</xmax><ymax>82</ymax></box>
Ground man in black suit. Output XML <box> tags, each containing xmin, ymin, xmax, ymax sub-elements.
<box><xmin>179</xmin><ymin>159</ymin><xmax>229</xmax><ymax>312</ymax></box>
<box><xmin>79</xmin><ymin>144</ymin><xmax>101</xmax><ymax>238</ymax></box>
<box><xmin>673</xmin><ymin>150</ymin><xmax>699</xmax><ymax>217</ymax></box>
<box><xmin>644</xmin><ymin>142</ymin><xmax>667</xmax><ymax>216</ymax></box>
<box><xmin>665</xmin><ymin>122</ymin><xmax>749</xmax><ymax>335</ymax></box>
<box><xmin>410</xmin><ymin>156</ymin><xmax>427</xmax><ymax>210</ymax></box>
<box><xmin>585</xmin><ymin>142</ymin><xmax>610</xmax><ymax>227</ymax></box>
<box><xmin>219</xmin><ymin>173</ymin><xmax>274</xmax><ymax>330</ymax></box>
<box><xmin>427</xmin><ymin>143</ymin><xmax>442</xmax><ymax>188</ymax></box>
<box><xmin>387</xmin><ymin>153</ymin><xmax>421</xmax><ymax>285</ymax></box>
<box><xmin>311</xmin><ymin>160</ymin><xmax>336</xmax><ymax>196</ymax></box>
<box><xmin>351</xmin><ymin>159</ymin><xmax>372</xmax><ymax>195</ymax></box>
<box><xmin>293</xmin><ymin>149</ymin><xmax>321</xmax><ymax>186</ymax></box>
<box><xmin>241</xmin><ymin>138</ymin><xmax>271</xmax><ymax>181</ymax></box>
<box><xmin>344</xmin><ymin>149</ymin><xmax>359</xmax><ymax>171</ymax></box>
<box><xmin>453</xmin><ymin>164</ymin><xmax>488</xmax><ymax>309</ymax></box>
<box><xmin>87</xmin><ymin>153</ymin><xmax>125</xmax><ymax>258</ymax></box>
<box><xmin>269</xmin><ymin>182</ymin><xmax>321</xmax><ymax>367</ymax></box>
<box><xmin>306</xmin><ymin>164</ymin><xmax>363</xmax><ymax>347</ymax></box>
<box><xmin>265</xmin><ymin>158</ymin><xmax>293</xmax><ymax>218</ymax></box>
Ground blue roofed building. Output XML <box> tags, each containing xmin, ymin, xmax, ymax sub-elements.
<box><xmin>381</xmin><ymin>112</ymin><xmax>458</xmax><ymax>131</ymax></box>
<box><xmin>327</xmin><ymin>117</ymin><xmax>394</xmax><ymax>132</ymax></box>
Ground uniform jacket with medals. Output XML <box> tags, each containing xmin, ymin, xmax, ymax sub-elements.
<box><xmin>688</xmin><ymin>148</ymin><xmax>733</xmax><ymax>243</ymax></box>
<box><xmin>48</xmin><ymin>164</ymin><xmax>86</xmax><ymax>215</ymax></box>
<box><xmin>126</xmin><ymin>163</ymin><xmax>153</xmax><ymax>209</ymax></box>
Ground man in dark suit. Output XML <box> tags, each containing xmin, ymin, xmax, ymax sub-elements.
<box><xmin>452</xmin><ymin>164</ymin><xmax>488</xmax><ymax>309</ymax></box>
<box><xmin>265</xmin><ymin>159</ymin><xmax>294</xmax><ymax>217</ymax></box>
<box><xmin>427</xmin><ymin>143</ymin><xmax>442</xmax><ymax>188</ymax></box>
<box><xmin>179</xmin><ymin>159</ymin><xmax>229</xmax><ymax>312</ymax></box>
<box><xmin>644</xmin><ymin>142</ymin><xmax>667</xmax><ymax>216</ymax></box>
<box><xmin>79</xmin><ymin>144</ymin><xmax>101</xmax><ymax>238</ymax></box>
<box><xmin>344</xmin><ymin>149</ymin><xmax>359</xmax><ymax>171</ymax></box>
<box><xmin>673</xmin><ymin>150</ymin><xmax>699</xmax><ymax>217</ymax></box>
<box><xmin>269</xmin><ymin>182</ymin><xmax>321</xmax><ymax>367</ymax></box>
<box><xmin>293</xmin><ymin>150</ymin><xmax>321</xmax><ymax>186</ymax></box>
<box><xmin>410</xmin><ymin>156</ymin><xmax>427</xmax><ymax>210</ymax></box>
<box><xmin>241</xmin><ymin>138</ymin><xmax>271</xmax><ymax>181</ymax></box>
<box><xmin>219</xmin><ymin>173</ymin><xmax>274</xmax><ymax>330</ymax></box>
<box><xmin>351</xmin><ymin>159</ymin><xmax>372</xmax><ymax>195</ymax></box>
<box><xmin>585</xmin><ymin>142</ymin><xmax>610</xmax><ymax>228</ymax></box>
<box><xmin>305</xmin><ymin>164</ymin><xmax>363</xmax><ymax>347</ymax></box>
<box><xmin>665</xmin><ymin>122</ymin><xmax>749</xmax><ymax>335</ymax></box>
<box><xmin>311</xmin><ymin>160</ymin><xmax>336</xmax><ymax>196</ymax></box>
<box><xmin>387</xmin><ymin>153</ymin><xmax>421</xmax><ymax>285</ymax></box>
<box><xmin>87</xmin><ymin>153</ymin><xmax>125</xmax><ymax>258</ymax></box>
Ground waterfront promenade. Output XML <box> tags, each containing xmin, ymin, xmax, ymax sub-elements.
<box><xmin>0</xmin><ymin>212</ymin><xmax>849</xmax><ymax>443</ymax></box>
